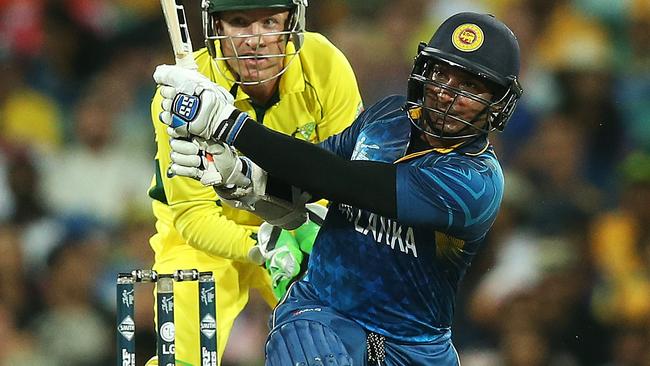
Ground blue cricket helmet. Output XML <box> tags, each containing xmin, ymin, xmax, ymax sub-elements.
<box><xmin>407</xmin><ymin>12</ymin><xmax>523</xmax><ymax>138</ymax></box>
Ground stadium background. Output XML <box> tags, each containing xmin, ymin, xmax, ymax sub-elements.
<box><xmin>0</xmin><ymin>0</ymin><xmax>649</xmax><ymax>365</ymax></box>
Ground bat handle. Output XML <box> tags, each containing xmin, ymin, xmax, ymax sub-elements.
<box><xmin>176</xmin><ymin>55</ymin><xmax>198</xmax><ymax>70</ymax></box>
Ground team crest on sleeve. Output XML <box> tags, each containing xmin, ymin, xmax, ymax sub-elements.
<box><xmin>292</xmin><ymin>122</ymin><xmax>316</xmax><ymax>141</ymax></box>
<box><xmin>452</xmin><ymin>23</ymin><xmax>484</xmax><ymax>52</ymax></box>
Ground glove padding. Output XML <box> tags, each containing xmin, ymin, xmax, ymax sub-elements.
<box><xmin>154</xmin><ymin>64</ymin><xmax>244</xmax><ymax>143</ymax></box>
<box><xmin>248</xmin><ymin>204</ymin><xmax>327</xmax><ymax>299</ymax></box>
<box><xmin>249</xmin><ymin>222</ymin><xmax>304</xmax><ymax>300</ymax></box>
<box><xmin>294</xmin><ymin>203</ymin><xmax>328</xmax><ymax>253</ymax></box>
<box><xmin>169</xmin><ymin>138</ymin><xmax>252</xmax><ymax>188</ymax></box>
<box><xmin>218</xmin><ymin>184</ymin><xmax>311</xmax><ymax>230</ymax></box>
<box><xmin>169</xmin><ymin>132</ymin><xmax>311</xmax><ymax>230</ymax></box>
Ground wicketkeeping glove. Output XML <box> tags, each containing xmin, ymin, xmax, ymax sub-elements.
<box><xmin>247</xmin><ymin>204</ymin><xmax>327</xmax><ymax>300</ymax></box>
<box><xmin>294</xmin><ymin>203</ymin><xmax>328</xmax><ymax>253</ymax></box>
<box><xmin>249</xmin><ymin>222</ymin><xmax>304</xmax><ymax>300</ymax></box>
<box><xmin>153</xmin><ymin>64</ymin><xmax>249</xmax><ymax>145</ymax></box>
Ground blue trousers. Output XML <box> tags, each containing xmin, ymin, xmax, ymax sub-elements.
<box><xmin>265</xmin><ymin>281</ymin><xmax>461</xmax><ymax>366</ymax></box>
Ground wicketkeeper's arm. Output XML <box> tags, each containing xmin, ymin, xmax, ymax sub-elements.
<box><xmin>232</xmin><ymin>121</ymin><xmax>398</xmax><ymax>219</ymax></box>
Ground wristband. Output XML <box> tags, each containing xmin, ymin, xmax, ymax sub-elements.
<box><xmin>212</xmin><ymin>110</ymin><xmax>250</xmax><ymax>145</ymax></box>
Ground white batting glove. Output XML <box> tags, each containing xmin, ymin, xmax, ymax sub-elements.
<box><xmin>169</xmin><ymin>138</ymin><xmax>251</xmax><ymax>188</ymax></box>
<box><xmin>214</xmin><ymin>154</ymin><xmax>267</xmax><ymax>210</ymax></box>
<box><xmin>153</xmin><ymin>64</ymin><xmax>248</xmax><ymax>143</ymax></box>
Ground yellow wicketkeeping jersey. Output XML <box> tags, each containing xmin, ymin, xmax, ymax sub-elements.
<box><xmin>147</xmin><ymin>32</ymin><xmax>362</xmax><ymax>365</ymax></box>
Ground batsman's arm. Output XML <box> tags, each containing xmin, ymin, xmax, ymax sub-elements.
<box><xmin>152</xmin><ymin>65</ymin><xmax>395</xmax><ymax>218</ymax></box>
<box><xmin>234</xmin><ymin>120</ymin><xmax>398</xmax><ymax>219</ymax></box>
<box><xmin>151</xmin><ymin>90</ymin><xmax>256</xmax><ymax>262</ymax></box>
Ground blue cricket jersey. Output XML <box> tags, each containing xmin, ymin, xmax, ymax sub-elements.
<box><xmin>305</xmin><ymin>95</ymin><xmax>504</xmax><ymax>342</ymax></box>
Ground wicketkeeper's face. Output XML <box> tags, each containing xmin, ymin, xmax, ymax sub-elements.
<box><xmin>217</xmin><ymin>9</ymin><xmax>290</xmax><ymax>83</ymax></box>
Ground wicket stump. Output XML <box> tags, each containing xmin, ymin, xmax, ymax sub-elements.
<box><xmin>116</xmin><ymin>269</ymin><xmax>217</xmax><ymax>366</ymax></box>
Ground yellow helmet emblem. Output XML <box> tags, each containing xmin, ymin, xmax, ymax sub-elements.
<box><xmin>452</xmin><ymin>23</ymin><xmax>484</xmax><ymax>52</ymax></box>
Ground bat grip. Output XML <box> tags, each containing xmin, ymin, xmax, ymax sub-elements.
<box><xmin>176</xmin><ymin>55</ymin><xmax>198</xmax><ymax>70</ymax></box>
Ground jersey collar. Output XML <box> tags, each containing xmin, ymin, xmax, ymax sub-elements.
<box><xmin>277</xmin><ymin>41</ymin><xmax>305</xmax><ymax>96</ymax></box>
<box><xmin>394</xmin><ymin>137</ymin><xmax>490</xmax><ymax>163</ymax></box>
<box><xmin>395</xmin><ymin>112</ymin><xmax>491</xmax><ymax>164</ymax></box>
<box><xmin>209</xmin><ymin>40</ymin><xmax>305</xmax><ymax>103</ymax></box>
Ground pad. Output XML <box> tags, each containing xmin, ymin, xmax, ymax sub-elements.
<box><xmin>265</xmin><ymin>320</ymin><xmax>353</xmax><ymax>366</ymax></box>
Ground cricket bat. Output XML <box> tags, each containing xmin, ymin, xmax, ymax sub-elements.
<box><xmin>160</xmin><ymin>0</ymin><xmax>197</xmax><ymax>69</ymax></box>
<box><xmin>160</xmin><ymin>0</ymin><xmax>225</xmax><ymax>185</ymax></box>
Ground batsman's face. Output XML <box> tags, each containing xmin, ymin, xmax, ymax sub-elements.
<box><xmin>218</xmin><ymin>9</ymin><xmax>290</xmax><ymax>83</ymax></box>
<box><xmin>422</xmin><ymin>63</ymin><xmax>494</xmax><ymax>137</ymax></box>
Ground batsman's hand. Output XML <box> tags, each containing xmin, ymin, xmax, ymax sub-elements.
<box><xmin>169</xmin><ymin>138</ymin><xmax>252</xmax><ymax>189</ymax></box>
<box><xmin>153</xmin><ymin>64</ymin><xmax>249</xmax><ymax>144</ymax></box>
<box><xmin>168</xmin><ymin>138</ymin><xmax>226</xmax><ymax>186</ymax></box>
<box><xmin>249</xmin><ymin>222</ymin><xmax>304</xmax><ymax>300</ymax></box>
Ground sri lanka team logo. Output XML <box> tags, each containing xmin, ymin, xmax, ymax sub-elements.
<box><xmin>452</xmin><ymin>23</ymin><xmax>484</xmax><ymax>52</ymax></box>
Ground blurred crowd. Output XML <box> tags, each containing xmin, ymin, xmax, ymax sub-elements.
<box><xmin>0</xmin><ymin>0</ymin><xmax>649</xmax><ymax>365</ymax></box>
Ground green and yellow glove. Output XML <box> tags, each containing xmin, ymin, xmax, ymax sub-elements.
<box><xmin>248</xmin><ymin>204</ymin><xmax>328</xmax><ymax>300</ymax></box>
<box><xmin>249</xmin><ymin>222</ymin><xmax>303</xmax><ymax>300</ymax></box>
<box><xmin>293</xmin><ymin>203</ymin><xmax>327</xmax><ymax>254</ymax></box>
